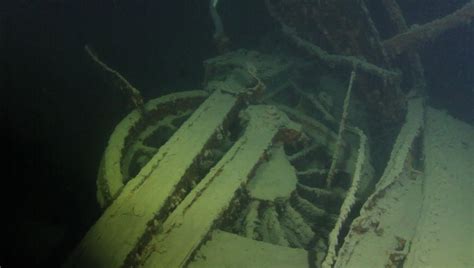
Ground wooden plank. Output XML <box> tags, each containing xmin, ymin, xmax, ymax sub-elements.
<box><xmin>64</xmin><ymin>90</ymin><xmax>239</xmax><ymax>268</ymax></box>
<box><xmin>188</xmin><ymin>230</ymin><xmax>308</xmax><ymax>268</ymax></box>
<box><xmin>141</xmin><ymin>105</ymin><xmax>301</xmax><ymax>268</ymax></box>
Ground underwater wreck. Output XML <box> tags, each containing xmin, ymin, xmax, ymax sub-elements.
<box><xmin>64</xmin><ymin>1</ymin><xmax>474</xmax><ymax>267</ymax></box>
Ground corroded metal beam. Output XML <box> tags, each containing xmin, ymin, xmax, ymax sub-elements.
<box><xmin>383</xmin><ymin>1</ymin><xmax>474</xmax><ymax>56</ymax></box>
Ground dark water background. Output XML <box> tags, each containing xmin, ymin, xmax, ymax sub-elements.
<box><xmin>0</xmin><ymin>0</ymin><xmax>472</xmax><ymax>266</ymax></box>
